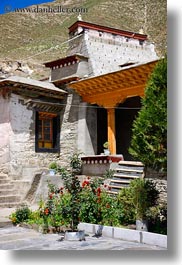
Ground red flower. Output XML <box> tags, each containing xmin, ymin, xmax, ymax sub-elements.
<box><xmin>49</xmin><ymin>194</ymin><xmax>53</xmax><ymax>199</ymax></box>
<box><xmin>97</xmin><ymin>187</ymin><xmax>101</xmax><ymax>193</ymax></box>
<box><xmin>82</xmin><ymin>182</ymin><xmax>86</xmax><ymax>188</ymax></box>
<box><xmin>44</xmin><ymin>208</ymin><xmax>49</xmax><ymax>215</ymax></box>
<box><xmin>82</xmin><ymin>180</ymin><xmax>90</xmax><ymax>188</ymax></box>
<box><xmin>97</xmin><ymin>187</ymin><xmax>101</xmax><ymax>197</ymax></box>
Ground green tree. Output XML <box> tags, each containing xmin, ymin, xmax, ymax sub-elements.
<box><xmin>129</xmin><ymin>57</ymin><xmax>167</xmax><ymax>172</ymax></box>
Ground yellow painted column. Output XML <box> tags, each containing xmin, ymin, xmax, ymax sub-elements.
<box><xmin>107</xmin><ymin>108</ymin><xmax>116</xmax><ymax>155</ymax></box>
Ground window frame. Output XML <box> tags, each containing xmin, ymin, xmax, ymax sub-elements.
<box><xmin>35</xmin><ymin>111</ymin><xmax>60</xmax><ymax>153</ymax></box>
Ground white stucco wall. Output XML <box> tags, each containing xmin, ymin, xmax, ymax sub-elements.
<box><xmin>0</xmin><ymin>96</ymin><xmax>10</xmax><ymax>167</ymax></box>
<box><xmin>68</xmin><ymin>28</ymin><xmax>158</xmax><ymax>77</ymax></box>
<box><xmin>8</xmin><ymin>94</ymin><xmax>34</xmax><ymax>179</ymax></box>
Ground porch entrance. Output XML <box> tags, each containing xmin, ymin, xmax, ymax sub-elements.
<box><xmin>69</xmin><ymin>60</ymin><xmax>157</xmax><ymax>156</ymax></box>
<box><xmin>97</xmin><ymin>96</ymin><xmax>141</xmax><ymax>159</ymax></box>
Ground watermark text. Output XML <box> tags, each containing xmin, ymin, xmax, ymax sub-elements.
<box><xmin>4</xmin><ymin>5</ymin><xmax>88</xmax><ymax>14</ymax></box>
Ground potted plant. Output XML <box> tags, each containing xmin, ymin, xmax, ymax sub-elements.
<box><xmin>103</xmin><ymin>141</ymin><xmax>110</xmax><ymax>155</ymax></box>
<box><xmin>48</xmin><ymin>162</ymin><xmax>58</xmax><ymax>176</ymax></box>
<box><xmin>129</xmin><ymin>178</ymin><xmax>159</xmax><ymax>231</ymax></box>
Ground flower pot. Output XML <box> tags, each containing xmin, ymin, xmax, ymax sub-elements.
<box><xmin>64</xmin><ymin>230</ymin><xmax>85</xmax><ymax>241</ymax></box>
<box><xmin>136</xmin><ymin>219</ymin><xmax>148</xmax><ymax>232</ymax></box>
<box><xmin>104</xmin><ymin>149</ymin><xmax>110</xmax><ymax>155</ymax></box>
<box><xmin>49</xmin><ymin>169</ymin><xmax>56</xmax><ymax>176</ymax></box>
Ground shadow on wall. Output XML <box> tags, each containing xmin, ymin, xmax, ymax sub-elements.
<box><xmin>67</xmin><ymin>89</ymin><xmax>81</xmax><ymax>123</ymax></box>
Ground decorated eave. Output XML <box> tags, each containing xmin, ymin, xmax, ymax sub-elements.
<box><xmin>44</xmin><ymin>54</ymin><xmax>89</xmax><ymax>69</ymax></box>
<box><xmin>24</xmin><ymin>99</ymin><xmax>64</xmax><ymax>112</ymax></box>
<box><xmin>69</xmin><ymin>20</ymin><xmax>148</xmax><ymax>41</ymax></box>
<box><xmin>69</xmin><ymin>60</ymin><xmax>159</xmax><ymax>108</ymax></box>
<box><xmin>52</xmin><ymin>76</ymin><xmax>80</xmax><ymax>86</ymax></box>
<box><xmin>44</xmin><ymin>54</ymin><xmax>89</xmax><ymax>85</ymax></box>
<box><xmin>0</xmin><ymin>76</ymin><xmax>67</xmax><ymax>100</ymax></box>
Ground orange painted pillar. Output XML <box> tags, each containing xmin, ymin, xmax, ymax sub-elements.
<box><xmin>107</xmin><ymin>108</ymin><xmax>116</xmax><ymax>155</ymax></box>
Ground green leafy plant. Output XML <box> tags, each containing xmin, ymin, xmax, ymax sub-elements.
<box><xmin>117</xmin><ymin>187</ymin><xmax>136</xmax><ymax>225</ymax></box>
<box><xmin>57</xmin><ymin>152</ymin><xmax>82</xmax><ymax>230</ymax></box>
<box><xmin>49</xmin><ymin>161</ymin><xmax>58</xmax><ymax>170</ymax></box>
<box><xmin>9</xmin><ymin>204</ymin><xmax>31</xmax><ymax>225</ymax></box>
<box><xmin>129</xmin><ymin>178</ymin><xmax>159</xmax><ymax>220</ymax></box>
<box><xmin>103</xmin><ymin>142</ymin><xmax>109</xmax><ymax>149</ymax></box>
<box><xmin>103</xmin><ymin>169</ymin><xmax>115</xmax><ymax>179</ymax></box>
<box><xmin>146</xmin><ymin>202</ymin><xmax>167</xmax><ymax>234</ymax></box>
<box><xmin>69</xmin><ymin>152</ymin><xmax>82</xmax><ymax>173</ymax></box>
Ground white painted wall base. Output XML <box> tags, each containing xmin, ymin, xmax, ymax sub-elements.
<box><xmin>78</xmin><ymin>222</ymin><xmax>167</xmax><ymax>249</ymax></box>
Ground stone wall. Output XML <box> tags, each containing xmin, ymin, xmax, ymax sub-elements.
<box><xmin>145</xmin><ymin>168</ymin><xmax>167</xmax><ymax>203</ymax></box>
<box><xmin>68</xmin><ymin>28</ymin><xmax>158</xmax><ymax>77</ymax></box>
<box><xmin>59</xmin><ymin>89</ymin><xmax>81</xmax><ymax>163</ymax></box>
<box><xmin>0</xmin><ymin>91</ymin><xmax>83</xmax><ymax>181</ymax></box>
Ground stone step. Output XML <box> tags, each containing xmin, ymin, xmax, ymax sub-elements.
<box><xmin>0</xmin><ymin>195</ymin><xmax>21</xmax><ymax>203</ymax></box>
<box><xmin>0</xmin><ymin>202</ymin><xmax>21</xmax><ymax>208</ymax></box>
<box><xmin>115</xmin><ymin>168</ymin><xmax>144</xmax><ymax>173</ymax></box>
<box><xmin>109</xmin><ymin>184</ymin><xmax>128</xmax><ymax>189</ymax></box>
<box><xmin>110</xmin><ymin>179</ymin><xmax>131</xmax><ymax>184</ymax></box>
<box><xmin>107</xmin><ymin>161</ymin><xmax>144</xmax><ymax>195</ymax></box>
<box><xmin>118</xmin><ymin>161</ymin><xmax>144</xmax><ymax>166</ymax></box>
<box><xmin>0</xmin><ymin>174</ymin><xmax>8</xmax><ymax>180</ymax></box>
<box><xmin>113</xmin><ymin>173</ymin><xmax>140</xmax><ymax>179</ymax></box>
<box><xmin>0</xmin><ymin>190</ymin><xmax>17</xmax><ymax>196</ymax></box>
<box><xmin>0</xmin><ymin>184</ymin><xmax>14</xmax><ymax>190</ymax></box>
<box><xmin>0</xmin><ymin>179</ymin><xmax>9</xmax><ymax>184</ymax></box>
<box><xmin>107</xmin><ymin>190</ymin><xmax>119</xmax><ymax>195</ymax></box>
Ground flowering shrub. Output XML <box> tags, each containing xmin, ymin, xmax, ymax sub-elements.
<box><xmin>79</xmin><ymin>177</ymin><xmax>121</xmax><ymax>226</ymax></box>
<box><xmin>38</xmin><ymin>183</ymin><xmax>72</xmax><ymax>231</ymax></box>
<box><xmin>54</xmin><ymin>153</ymin><xmax>82</xmax><ymax>230</ymax></box>
<box><xmin>9</xmin><ymin>154</ymin><xmax>166</xmax><ymax>235</ymax></box>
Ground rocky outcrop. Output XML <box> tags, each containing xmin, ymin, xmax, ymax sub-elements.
<box><xmin>0</xmin><ymin>60</ymin><xmax>33</xmax><ymax>78</ymax></box>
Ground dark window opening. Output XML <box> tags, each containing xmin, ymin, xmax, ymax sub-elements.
<box><xmin>35</xmin><ymin>111</ymin><xmax>60</xmax><ymax>153</ymax></box>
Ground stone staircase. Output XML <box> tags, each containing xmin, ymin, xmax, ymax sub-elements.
<box><xmin>0</xmin><ymin>174</ymin><xmax>22</xmax><ymax>208</ymax></box>
<box><xmin>108</xmin><ymin>161</ymin><xmax>144</xmax><ymax>195</ymax></box>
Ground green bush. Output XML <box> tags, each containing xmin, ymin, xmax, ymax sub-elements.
<box><xmin>146</xmin><ymin>202</ymin><xmax>167</xmax><ymax>234</ymax></box>
<box><xmin>129</xmin><ymin>57</ymin><xmax>167</xmax><ymax>172</ymax></box>
<box><xmin>117</xmin><ymin>187</ymin><xmax>136</xmax><ymax>225</ymax></box>
<box><xmin>9</xmin><ymin>204</ymin><xmax>31</xmax><ymax>224</ymax></box>
<box><xmin>49</xmin><ymin>161</ymin><xmax>58</xmax><ymax>170</ymax></box>
<box><xmin>129</xmin><ymin>178</ymin><xmax>159</xmax><ymax>220</ymax></box>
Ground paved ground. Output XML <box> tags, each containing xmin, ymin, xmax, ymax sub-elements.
<box><xmin>0</xmin><ymin>225</ymin><xmax>166</xmax><ymax>250</ymax></box>
<box><xmin>0</xmin><ymin>207</ymin><xmax>166</xmax><ymax>250</ymax></box>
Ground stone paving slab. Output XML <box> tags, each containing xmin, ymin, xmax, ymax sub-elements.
<box><xmin>0</xmin><ymin>226</ymin><xmax>166</xmax><ymax>250</ymax></box>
